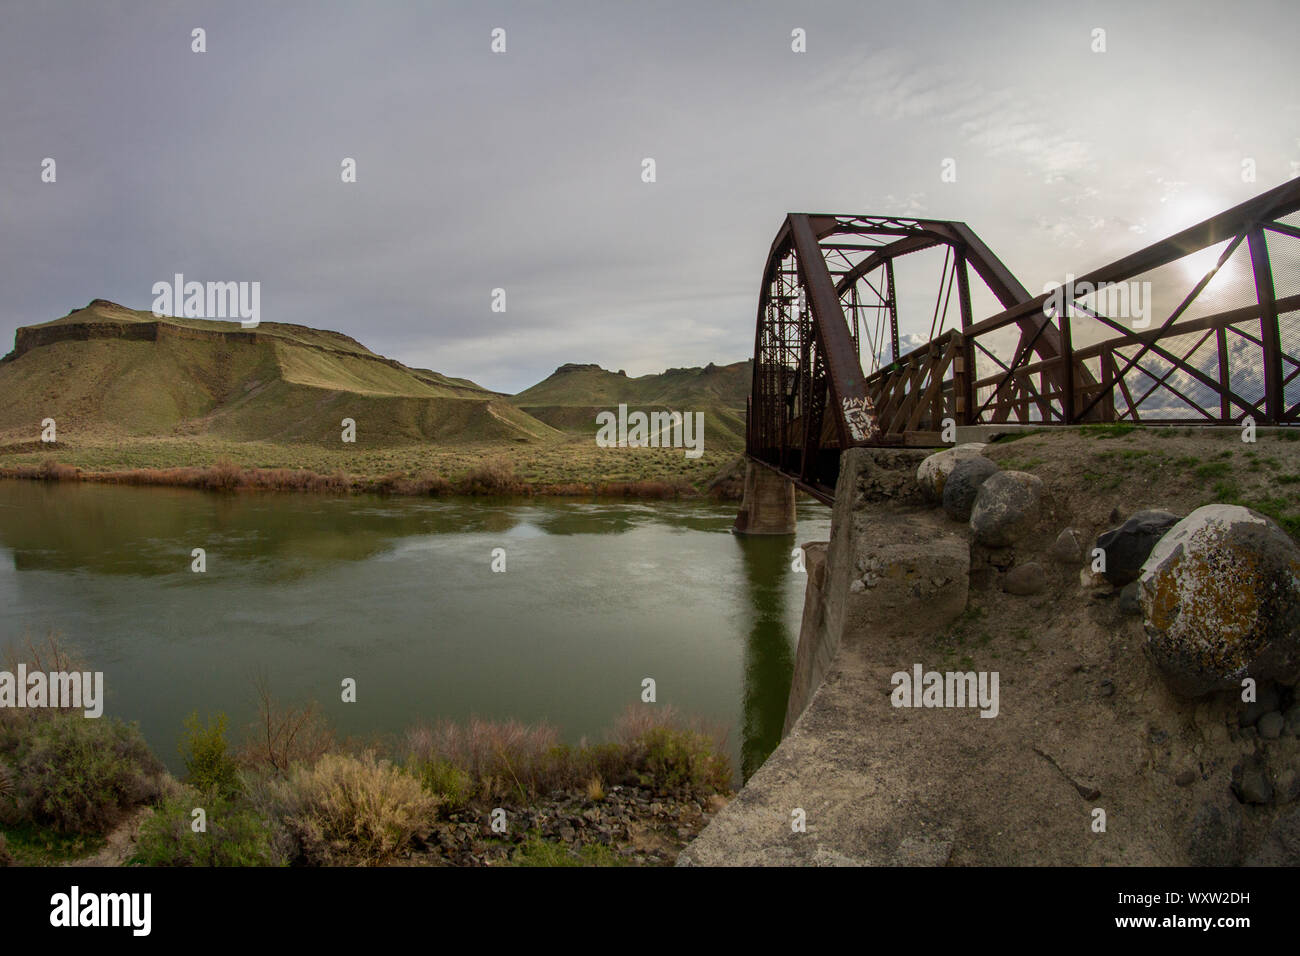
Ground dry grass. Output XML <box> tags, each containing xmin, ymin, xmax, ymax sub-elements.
<box><xmin>405</xmin><ymin>706</ymin><xmax>734</xmax><ymax>806</ymax></box>
<box><xmin>406</xmin><ymin>717</ymin><xmax>560</xmax><ymax>803</ymax></box>
<box><xmin>592</xmin><ymin>479</ymin><xmax>693</xmax><ymax>499</ymax></box>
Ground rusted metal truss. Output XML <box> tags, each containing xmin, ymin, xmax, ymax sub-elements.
<box><xmin>747</xmin><ymin>179</ymin><xmax>1300</xmax><ymax>503</ymax></box>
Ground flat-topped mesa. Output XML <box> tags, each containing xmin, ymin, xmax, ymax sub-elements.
<box><xmin>554</xmin><ymin>363</ymin><xmax>604</xmax><ymax>374</ymax></box>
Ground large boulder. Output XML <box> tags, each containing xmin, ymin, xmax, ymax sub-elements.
<box><xmin>969</xmin><ymin>471</ymin><xmax>1043</xmax><ymax>547</ymax></box>
<box><xmin>942</xmin><ymin>457</ymin><xmax>999</xmax><ymax>521</ymax></box>
<box><xmin>917</xmin><ymin>443</ymin><xmax>987</xmax><ymax>503</ymax></box>
<box><xmin>1139</xmin><ymin>505</ymin><xmax>1300</xmax><ymax>696</ymax></box>
<box><xmin>1094</xmin><ymin>510</ymin><xmax>1181</xmax><ymax>586</ymax></box>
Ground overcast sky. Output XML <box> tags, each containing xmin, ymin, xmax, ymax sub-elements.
<box><xmin>2</xmin><ymin>0</ymin><xmax>1297</xmax><ymax>393</ymax></box>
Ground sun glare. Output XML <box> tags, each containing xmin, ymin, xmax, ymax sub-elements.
<box><xmin>1156</xmin><ymin>193</ymin><xmax>1240</xmax><ymax>290</ymax></box>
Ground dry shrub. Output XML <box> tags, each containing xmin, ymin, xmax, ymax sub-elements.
<box><xmin>36</xmin><ymin>458</ymin><xmax>79</xmax><ymax>481</ymax></box>
<box><xmin>406</xmin><ymin>717</ymin><xmax>560</xmax><ymax>802</ymax></box>
<box><xmin>0</xmin><ymin>633</ymin><xmax>85</xmax><ymax>748</ymax></box>
<box><xmin>236</xmin><ymin>677</ymin><xmax>335</xmax><ymax>775</ymax></box>
<box><xmin>84</xmin><ymin>464</ymin><xmax>354</xmax><ymax>494</ymax></box>
<box><xmin>594</xmin><ymin>479</ymin><xmax>693</xmax><ymax>499</ymax></box>
<box><xmin>270</xmin><ymin>751</ymin><xmax>437</xmax><ymax>865</ymax></box>
<box><xmin>0</xmin><ymin>832</ymin><xmax>11</xmax><ymax>867</ymax></box>
<box><xmin>198</xmin><ymin>459</ymin><xmax>243</xmax><ymax>491</ymax></box>
<box><xmin>370</xmin><ymin>472</ymin><xmax>451</xmax><ymax>496</ymax></box>
<box><xmin>540</xmin><ymin>482</ymin><xmax>596</xmax><ymax>497</ymax></box>
<box><xmin>455</xmin><ymin>459</ymin><xmax>523</xmax><ymax>495</ymax></box>
<box><xmin>405</xmin><ymin>708</ymin><xmax>734</xmax><ymax>804</ymax></box>
<box><xmin>0</xmin><ymin>459</ymin><xmax>81</xmax><ymax>481</ymax></box>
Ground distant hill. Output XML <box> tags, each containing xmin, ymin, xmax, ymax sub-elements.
<box><xmin>0</xmin><ymin>300</ymin><xmax>557</xmax><ymax>446</ymax></box>
<box><xmin>510</xmin><ymin>360</ymin><xmax>752</xmax><ymax>448</ymax></box>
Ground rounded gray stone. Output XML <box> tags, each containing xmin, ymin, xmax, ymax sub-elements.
<box><xmin>969</xmin><ymin>471</ymin><xmax>1044</xmax><ymax>547</ymax></box>
<box><xmin>1233</xmin><ymin>759</ymin><xmax>1274</xmax><ymax>805</ymax></box>
<box><xmin>941</xmin><ymin>456</ymin><xmax>999</xmax><ymax>521</ymax></box>
<box><xmin>916</xmin><ymin>443</ymin><xmax>988</xmax><ymax>504</ymax></box>
<box><xmin>1002</xmin><ymin>561</ymin><xmax>1046</xmax><ymax>596</ymax></box>
<box><xmin>1050</xmin><ymin>528</ymin><xmax>1084</xmax><ymax>564</ymax></box>
<box><xmin>1286</xmin><ymin>704</ymin><xmax>1300</xmax><ymax>736</ymax></box>
<box><xmin>1259</xmin><ymin>711</ymin><xmax>1285</xmax><ymax>739</ymax></box>
<box><xmin>1118</xmin><ymin>580</ymin><xmax>1142</xmax><ymax>616</ymax></box>
<box><xmin>1240</xmin><ymin>683</ymin><xmax>1280</xmax><ymax>727</ymax></box>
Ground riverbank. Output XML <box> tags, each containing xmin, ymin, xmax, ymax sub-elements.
<box><xmin>0</xmin><ymin>450</ymin><xmax>745</xmax><ymax>501</ymax></box>
<box><xmin>0</xmin><ymin>637</ymin><xmax>734</xmax><ymax>868</ymax></box>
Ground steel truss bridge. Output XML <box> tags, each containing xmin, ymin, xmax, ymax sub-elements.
<box><xmin>746</xmin><ymin>179</ymin><xmax>1300</xmax><ymax>503</ymax></box>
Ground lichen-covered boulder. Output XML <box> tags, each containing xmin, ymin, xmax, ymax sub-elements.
<box><xmin>1139</xmin><ymin>505</ymin><xmax>1300</xmax><ymax>696</ymax></box>
<box><xmin>969</xmin><ymin>471</ymin><xmax>1043</xmax><ymax>547</ymax></box>
<box><xmin>942</xmin><ymin>457</ymin><xmax>999</xmax><ymax>521</ymax></box>
<box><xmin>917</xmin><ymin>443</ymin><xmax>987</xmax><ymax>504</ymax></box>
<box><xmin>1095</xmin><ymin>509</ymin><xmax>1180</xmax><ymax>586</ymax></box>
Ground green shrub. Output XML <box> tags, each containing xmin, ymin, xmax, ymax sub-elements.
<box><xmin>509</xmin><ymin>833</ymin><xmax>624</xmax><ymax>867</ymax></box>
<box><xmin>131</xmin><ymin>792</ymin><xmax>286</xmax><ymax>867</ymax></box>
<box><xmin>416</xmin><ymin>759</ymin><xmax>474</xmax><ymax>810</ymax></box>
<box><xmin>636</xmin><ymin>727</ymin><xmax>732</xmax><ymax>793</ymax></box>
<box><xmin>14</xmin><ymin>713</ymin><xmax>164</xmax><ymax>834</ymax></box>
<box><xmin>270</xmin><ymin>752</ymin><xmax>439</xmax><ymax>865</ymax></box>
<box><xmin>179</xmin><ymin>712</ymin><xmax>241</xmax><ymax>798</ymax></box>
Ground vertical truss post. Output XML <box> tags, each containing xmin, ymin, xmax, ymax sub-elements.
<box><xmin>1247</xmin><ymin>227</ymin><xmax>1284</xmax><ymax>423</ymax></box>
<box><xmin>1058</xmin><ymin>304</ymin><xmax>1074</xmax><ymax>423</ymax></box>
<box><xmin>955</xmin><ymin>252</ymin><xmax>975</xmax><ymax>425</ymax></box>
<box><xmin>885</xmin><ymin>258</ymin><xmax>900</xmax><ymax>363</ymax></box>
<box><xmin>1216</xmin><ymin>324</ymin><xmax>1231</xmax><ymax>420</ymax></box>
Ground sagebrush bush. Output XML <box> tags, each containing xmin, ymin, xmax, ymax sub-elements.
<box><xmin>15</xmin><ymin>713</ymin><xmax>165</xmax><ymax>834</ymax></box>
<box><xmin>180</xmin><ymin>712</ymin><xmax>241</xmax><ymax>797</ymax></box>
<box><xmin>132</xmin><ymin>792</ymin><xmax>286</xmax><ymax>867</ymax></box>
<box><xmin>271</xmin><ymin>752</ymin><xmax>438</xmax><ymax>865</ymax></box>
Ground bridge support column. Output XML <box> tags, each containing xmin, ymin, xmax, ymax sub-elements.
<box><xmin>733</xmin><ymin>461</ymin><xmax>796</xmax><ymax>535</ymax></box>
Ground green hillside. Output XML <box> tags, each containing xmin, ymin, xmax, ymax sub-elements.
<box><xmin>511</xmin><ymin>360</ymin><xmax>751</xmax><ymax>407</ymax></box>
<box><xmin>0</xmin><ymin>299</ymin><xmax>555</xmax><ymax>446</ymax></box>
<box><xmin>510</xmin><ymin>360</ymin><xmax>751</xmax><ymax>449</ymax></box>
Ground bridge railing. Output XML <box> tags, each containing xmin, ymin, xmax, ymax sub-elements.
<box><xmin>863</xmin><ymin>179</ymin><xmax>1300</xmax><ymax>437</ymax></box>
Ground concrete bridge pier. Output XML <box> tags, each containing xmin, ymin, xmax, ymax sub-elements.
<box><xmin>733</xmin><ymin>460</ymin><xmax>796</xmax><ymax>535</ymax></box>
